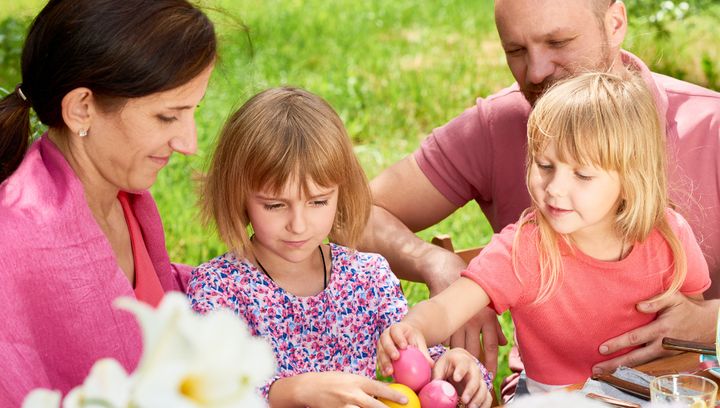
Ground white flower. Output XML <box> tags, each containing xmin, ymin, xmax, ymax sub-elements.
<box><xmin>62</xmin><ymin>359</ymin><xmax>132</xmax><ymax>408</ymax></box>
<box><xmin>22</xmin><ymin>293</ymin><xmax>275</xmax><ymax>408</ymax></box>
<box><xmin>22</xmin><ymin>389</ymin><xmax>61</xmax><ymax>408</ymax></box>
<box><xmin>115</xmin><ymin>292</ymin><xmax>275</xmax><ymax>408</ymax></box>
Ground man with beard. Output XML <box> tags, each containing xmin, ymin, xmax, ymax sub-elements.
<box><xmin>361</xmin><ymin>0</ymin><xmax>720</xmax><ymax>396</ymax></box>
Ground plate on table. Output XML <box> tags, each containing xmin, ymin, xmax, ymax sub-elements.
<box><xmin>699</xmin><ymin>354</ymin><xmax>720</xmax><ymax>379</ymax></box>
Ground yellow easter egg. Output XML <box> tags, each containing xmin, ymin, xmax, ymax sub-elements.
<box><xmin>378</xmin><ymin>383</ymin><xmax>421</xmax><ymax>408</ymax></box>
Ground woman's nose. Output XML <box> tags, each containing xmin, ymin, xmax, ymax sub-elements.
<box><xmin>169</xmin><ymin>119</ymin><xmax>198</xmax><ymax>156</ymax></box>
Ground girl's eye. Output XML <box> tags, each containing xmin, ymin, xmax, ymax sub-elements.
<box><xmin>575</xmin><ymin>172</ymin><xmax>593</xmax><ymax>181</ymax></box>
<box><xmin>158</xmin><ymin>114</ymin><xmax>178</xmax><ymax>123</ymax></box>
<box><xmin>311</xmin><ymin>200</ymin><xmax>329</xmax><ymax>207</ymax></box>
<box><xmin>263</xmin><ymin>203</ymin><xmax>284</xmax><ymax>210</ymax></box>
<box><xmin>536</xmin><ymin>162</ymin><xmax>553</xmax><ymax>171</ymax></box>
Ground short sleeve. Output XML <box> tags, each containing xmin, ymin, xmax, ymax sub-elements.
<box><xmin>461</xmin><ymin>222</ymin><xmax>540</xmax><ymax>313</ymax></box>
<box><xmin>372</xmin><ymin>255</ymin><xmax>409</xmax><ymax>332</ymax></box>
<box><xmin>186</xmin><ymin>261</ymin><xmax>227</xmax><ymax>315</ymax></box>
<box><xmin>667</xmin><ymin>210</ymin><xmax>711</xmax><ymax>295</ymax></box>
<box><xmin>414</xmin><ymin>102</ymin><xmax>490</xmax><ymax>207</ymax></box>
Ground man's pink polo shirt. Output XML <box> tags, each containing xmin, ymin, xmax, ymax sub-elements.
<box><xmin>415</xmin><ymin>51</ymin><xmax>720</xmax><ymax>298</ymax></box>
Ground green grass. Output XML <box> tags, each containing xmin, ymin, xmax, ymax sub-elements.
<box><xmin>1</xmin><ymin>0</ymin><xmax>719</xmax><ymax>396</ymax></box>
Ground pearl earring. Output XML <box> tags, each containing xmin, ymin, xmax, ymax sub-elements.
<box><xmin>78</xmin><ymin>129</ymin><xmax>88</xmax><ymax>137</ymax></box>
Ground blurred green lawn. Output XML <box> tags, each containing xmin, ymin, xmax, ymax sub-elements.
<box><xmin>1</xmin><ymin>0</ymin><xmax>718</xmax><ymax>394</ymax></box>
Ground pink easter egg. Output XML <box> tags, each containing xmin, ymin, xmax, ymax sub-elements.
<box><xmin>418</xmin><ymin>380</ymin><xmax>459</xmax><ymax>408</ymax></box>
<box><xmin>391</xmin><ymin>346</ymin><xmax>432</xmax><ymax>392</ymax></box>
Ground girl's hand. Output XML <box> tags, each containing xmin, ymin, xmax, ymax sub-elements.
<box><xmin>303</xmin><ymin>371</ymin><xmax>408</xmax><ymax>408</ymax></box>
<box><xmin>377</xmin><ymin>322</ymin><xmax>432</xmax><ymax>377</ymax></box>
<box><xmin>433</xmin><ymin>348</ymin><xmax>492</xmax><ymax>408</ymax></box>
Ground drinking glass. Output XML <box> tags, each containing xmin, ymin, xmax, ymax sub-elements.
<box><xmin>650</xmin><ymin>374</ymin><xmax>717</xmax><ymax>408</ymax></box>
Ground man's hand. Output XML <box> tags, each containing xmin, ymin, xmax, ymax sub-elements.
<box><xmin>592</xmin><ymin>293</ymin><xmax>719</xmax><ymax>374</ymax></box>
<box><xmin>444</xmin><ymin>307</ymin><xmax>507</xmax><ymax>375</ymax></box>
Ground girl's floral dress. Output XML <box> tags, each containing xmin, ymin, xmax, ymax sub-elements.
<box><xmin>187</xmin><ymin>243</ymin><xmax>492</xmax><ymax>398</ymax></box>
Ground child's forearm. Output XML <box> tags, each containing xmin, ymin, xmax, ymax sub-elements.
<box><xmin>267</xmin><ymin>375</ymin><xmax>311</xmax><ymax>407</ymax></box>
<box><xmin>404</xmin><ymin>277</ymin><xmax>491</xmax><ymax>345</ymax></box>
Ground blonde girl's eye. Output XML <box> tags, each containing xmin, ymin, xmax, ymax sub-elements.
<box><xmin>575</xmin><ymin>172</ymin><xmax>593</xmax><ymax>181</ymax></box>
<box><xmin>535</xmin><ymin>161</ymin><xmax>553</xmax><ymax>171</ymax></box>
<box><xmin>311</xmin><ymin>200</ymin><xmax>329</xmax><ymax>207</ymax></box>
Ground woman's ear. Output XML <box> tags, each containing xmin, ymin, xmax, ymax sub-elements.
<box><xmin>60</xmin><ymin>88</ymin><xmax>94</xmax><ymax>137</ymax></box>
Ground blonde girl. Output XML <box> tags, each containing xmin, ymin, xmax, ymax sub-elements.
<box><xmin>377</xmin><ymin>72</ymin><xmax>710</xmax><ymax>393</ymax></box>
<box><xmin>187</xmin><ymin>87</ymin><xmax>493</xmax><ymax>407</ymax></box>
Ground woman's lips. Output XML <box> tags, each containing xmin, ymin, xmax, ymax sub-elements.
<box><xmin>149</xmin><ymin>155</ymin><xmax>170</xmax><ymax>166</ymax></box>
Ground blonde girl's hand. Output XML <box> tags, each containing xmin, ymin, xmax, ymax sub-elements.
<box><xmin>377</xmin><ymin>322</ymin><xmax>432</xmax><ymax>377</ymax></box>
<box><xmin>432</xmin><ymin>348</ymin><xmax>492</xmax><ymax>408</ymax></box>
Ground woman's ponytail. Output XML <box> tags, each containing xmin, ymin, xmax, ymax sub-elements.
<box><xmin>0</xmin><ymin>87</ymin><xmax>31</xmax><ymax>183</ymax></box>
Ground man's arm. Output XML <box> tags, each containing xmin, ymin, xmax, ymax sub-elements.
<box><xmin>362</xmin><ymin>154</ymin><xmax>464</xmax><ymax>291</ymax></box>
<box><xmin>362</xmin><ymin>155</ymin><xmax>507</xmax><ymax>372</ymax></box>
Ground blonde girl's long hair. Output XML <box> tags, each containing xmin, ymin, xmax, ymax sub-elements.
<box><xmin>201</xmin><ymin>86</ymin><xmax>372</xmax><ymax>257</ymax></box>
<box><xmin>517</xmin><ymin>71</ymin><xmax>686</xmax><ymax>303</ymax></box>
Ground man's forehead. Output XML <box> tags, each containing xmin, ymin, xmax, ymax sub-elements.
<box><xmin>495</xmin><ymin>0</ymin><xmax>597</xmax><ymax>39</ymax></box>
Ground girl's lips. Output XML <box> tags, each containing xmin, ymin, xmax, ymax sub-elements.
<box><xmin>283</xmin><ymin>240</ymin><xmax>308</xmax><ymax>248</ymax></box>
<box><xmin>547</xmin><ymin>204</ymin><xmax>572</xmax><ymax>217</ymax></box>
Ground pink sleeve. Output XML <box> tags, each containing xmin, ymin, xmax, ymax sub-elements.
<box><xmin>666</xmin><ymin>210</ymin><xmax>711</xmax><ymax>295</ymax></box>
<box><xmin>171</xmin><ymin>262</ymin><xmax>192</xmax><ymax>292</ymax></box>
<box><xmin>460</xmin><ymin>223</ymin><xmax>539</xmax><ymax>313</ymax></box>
<box><xmin>413</xmin><ymin>102</ymin><xmax>490</xmax><ymax>207</ymax></box>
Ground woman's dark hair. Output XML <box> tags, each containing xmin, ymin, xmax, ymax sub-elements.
<box><xmin>0</xmin><ymin>0</ymin><xmax>217</xmax><ymax>182</ymax></box>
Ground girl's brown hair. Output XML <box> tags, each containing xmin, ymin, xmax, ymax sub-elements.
<box><xmin>203</xmin><ymin>86</ymin><xmax>372</xmax><ymax>256</ymax></box>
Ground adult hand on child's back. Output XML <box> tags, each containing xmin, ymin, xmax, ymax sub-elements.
<box><xmin>592</xmin><ymin>293</ymin><xmax>718</xmax><ymax>374</ymax></box>
<box><xmin>377</xmin><ymin>322</ymin><xmax>432</xmax><ymax>378</ymax></box>
<box><xmin>433</xmin><ymin>348</ymin><xmax>493</xmax><ymax>408</ymax></box>
<box><xmin>271</xmin><ymin>371</ymin><xmax>409</xmax><ymax>408</ymax></box>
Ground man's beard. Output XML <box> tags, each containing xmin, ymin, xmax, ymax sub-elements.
<box><xmin>521</xmin><ymin>41</ymin><xmax>613</xmax><ymax>106</ymax></box>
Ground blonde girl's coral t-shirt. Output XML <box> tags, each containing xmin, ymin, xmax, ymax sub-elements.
<box><xmin>461</xmin><ymin>208</ymin><xmax>710</xmax><ymax>386</ymax></box>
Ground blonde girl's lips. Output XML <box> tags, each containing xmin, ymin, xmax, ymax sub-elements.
<box><xmin>547</xmin><ymin>205</ymin><xmax>572</xmax><ymax>217</ymax></box>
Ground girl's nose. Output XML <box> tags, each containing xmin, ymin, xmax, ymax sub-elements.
<box><xmin>287</xmin><ymin>208</ymin><xmax>307</xmax><ymax>234</ymax></box>
<box><xmin>545</xmin><ymin>174</ymin><xmax>567</xmax><ymax>197</ymax></box>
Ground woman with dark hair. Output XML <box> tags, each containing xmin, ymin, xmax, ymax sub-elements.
<box><xmin>0</xmin><ymin>0</ymin><xmax>216</xmax><ymax>403</ymax></box>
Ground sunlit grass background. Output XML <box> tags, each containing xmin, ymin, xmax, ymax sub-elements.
<box><xmin>1</xmin><ymin>0</ymin><xmax>718</xmax><ymax>394</ymax></box>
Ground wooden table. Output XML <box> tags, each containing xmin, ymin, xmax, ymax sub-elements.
<box><xmin>564</xmin><ymin>352</ymin><xmax>720</xmax><ymax>402</ymax></box>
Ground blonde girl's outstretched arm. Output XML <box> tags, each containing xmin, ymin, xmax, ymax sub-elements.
<box><xmin>377</xmin><ymin>277</ymin><xmax>491</xmax><ymax>375</ymax></box>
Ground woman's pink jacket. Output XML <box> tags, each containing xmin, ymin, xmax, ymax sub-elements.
<box><xmin>0</xmin><ymin>136</ymin><xmax>191</xmax><ymax>405</ymax></box>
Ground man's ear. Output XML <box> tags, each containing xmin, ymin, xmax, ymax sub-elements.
<box><xmin>605</xmin><ymin>1</ymin><xmax>627</xmax><ymax>50</ymax></box>
<box><xmin>60</xmin><ymin>87</ymin><xmax>95</xmax><ymax>137</ymax></box>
